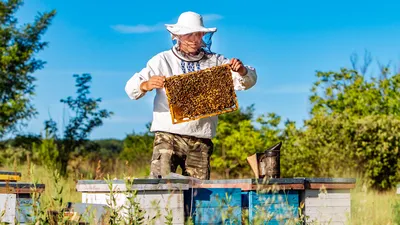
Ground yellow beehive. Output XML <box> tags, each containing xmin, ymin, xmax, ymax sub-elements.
<box><xmin>164</xmin><ymin>64</ymin><xmax>239</xmax><ymax>124</ymax></box>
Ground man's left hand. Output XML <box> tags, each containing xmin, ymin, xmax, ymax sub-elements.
<box><xmin>230</xmin><ymin>58</ymin><xmax>247</xmax><ymax>76</ymax></box>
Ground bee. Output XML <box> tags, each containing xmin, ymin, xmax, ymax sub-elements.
<box><xmin>164</xmin><ymin>64</ymin><xmax>239</xmax><ymax>124</ymax></box>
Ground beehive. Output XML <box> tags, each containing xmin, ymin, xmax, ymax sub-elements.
<box><xmin>76</xmin><ymin>179</ymin><xmax>190</xmax><ymax>225</ymax></box>
<box><xmin>164</xmin><ymin>64</ymin><xmax>238</xmax><ymax>124</ymax></box>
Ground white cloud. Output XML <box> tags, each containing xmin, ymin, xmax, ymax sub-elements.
<box><xmin>111</xmin><ymin>24</ymin><xmax>164</xmax><ymax>34</ymax></box>
<box><xmin>202</xmin><ymin>14</ymin><xmax>223</xmax><ymax>22</ymax></box>
<box><xmin>112</xmin><ymin>13</ymin><xmax>223</xmax><ymax>34</ymax></box>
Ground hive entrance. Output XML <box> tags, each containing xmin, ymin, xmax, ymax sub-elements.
<box><xmin>164</xmin><ymin>64</ymin><xmax>239</xmax><ymax>124</ymax></box>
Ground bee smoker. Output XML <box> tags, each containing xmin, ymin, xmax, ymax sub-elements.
<box><xmin>247</xmin><ymin>142</ymin><xmax>282</xmax><ymax>178</ymax></box>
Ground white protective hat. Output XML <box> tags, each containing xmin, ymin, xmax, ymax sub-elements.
<box><xmin>165</xmin><ymin>11</ymin><xmax>217</xmax><ymax>35</ymax></box>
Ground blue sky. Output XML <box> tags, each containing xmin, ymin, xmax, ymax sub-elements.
<box><xmin>16</xmin><ymin>0</ymin><xmax>400</xmax><ymax>139</ymax></box>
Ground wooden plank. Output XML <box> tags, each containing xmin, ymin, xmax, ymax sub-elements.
<box><xmin>305</xmin><ymin>189</ymin><xmax>351</xmax><ymax>199</ymax></box>
<box><xmin>82</xmin><ymin>192</ymin><xmax>185</xmax><ymax>209</ymax></box>
<box><xmin>0</xmin><ymin>171</ymin><xmax>21</xmax><ymax>176</ymax></box>
<box><xmin>305</xmin><ymin>178</ymin><xmax>356</xmax><ymax>183</ymax></box>
<box><xmin>248</xmin><ymin>220</ymin><xmax>300</xmax><ymax>225</ymax></box>
<box><xmin>0</xmin><ymin>194</ymin><xmax>16</xmax><ymax>224</ymax></box>
<box><xmin>248</xmin><ymin>190</ymin><xmax>299</xmax><ymax>223</ymax></box>
<box><xmin>305</xmin><ymin>206</ymin><xmax>350</xmax><ymax>214</ymax></box>
<box><xmin>16</xmin><ymin>197</ymin><xmax>35</xmax><ymax>224</ymax></box>
<box><xmin>190</xmin><ymin>207</ymin><xmax>242</xmax><ymax>224</ymax></box>
<box><xmin>194</xmin><ymin>183</ymin><xmax>305</xmax><ymax>191</ymax></box>
<box><xmin>306</xmin><ymin>221</ymin><xmax>348</xmax><ymax>225</ymax></box>
<box><xmin>305</xmin><ymin>198</ymin><xmax>350</xmax><ymax>207</ymax></box>
<box><xmin>192</xmin><ymin>183</ymin><xmax>252</xmax><ymax>190</ymax></box>
<box><xmin>0</xmin><ymin>187</ymin><xmax>45</xmax><ymax>194</ymax></box>
<box><xmin>249</xmin><ymin>191</ymin><xmax>299</xmax><ymax>205</ymax></box>
<box><xmin>306</xmin><ymin>212</ymin><xmax>349</xmax><ymax>223</ymax></box>
<box><xmin>184</xmin><ymin>188</ymin><xmax>242</xmax><ymax>209</ymax></box>
<box><xmin>252</xmin><ymin>178</ymin><xmax>305</xmax><ymax>185</ymax></box>
<box><xmin>81</xmin><ymin>192</ymin><xmax>186</xmax><ymax>224</ymax></box>
<box><xmin>76</xmin><ymin>183</ymin><xmax>189</xmax><ymax>192</ymax></box>
<box><xmin>308</xmin><ymin>183</ymin><xmax>355</xmax><ymax>189</ymax></box>
<box><xmin>250</xmin><ymin>184</ymin><xmax>304</xmax><ymax>190</ymax></box>
<box><xmin>0</xmin><ymin>174</ymin><xmax>21</xmax><ymax>182</ymax></box>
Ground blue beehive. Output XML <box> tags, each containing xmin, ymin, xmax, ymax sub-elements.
<box><xmin>246</xmin><ymin>178</ymin><xmax>304</xmax><ymax>225</ymax></box>
<box><xmin>184</xmin><ymin>179</ymin><xmax>256</xmax><ymax>224</ymax></box>
<box><xmin>185</xmin><ymin>187</ymin><xmax>242</xmax><ymax>224</ymax></box>
<box><xmin>248</xmin><ymin>190</ymin><xmax>299</xmax><ymax>224</ymax></box>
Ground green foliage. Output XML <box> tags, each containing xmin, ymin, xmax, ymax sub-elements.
<box><xmin>32</xmin><ymin>131</ymin><xmax>59</xmax><ymax>171</ymax></box>
<box><xmin>393</xmin><ymin>199</ymin><xmax>400</xmax><ymax>224</ymax></box>
<box><xmin>280</xmin><ymin>57</ymin><xmax>400</xmax><ymax>190</ymax></box>
<box><xmin>212</xmin><ymin>119</ymin><xmax>264</xmax><ymax>178</ymax></box>
<box><xmin>0</xmin><ymin>0</ymin><xmax>56</xmax><ymax>137</ymax></box>
<box><xmin>211</xmin><ymin>105</ymin><xmax>260</xmax><ymax>178</ymax></box>
<box><xmin>209</xmin><ymin>53</ymin><xmax>400</xmax><ymax>191</ymax></box>
<box><xmin>120</xmin><ymin>132</ymin><xmax>153</xmax><ymax>165</ymax></box>
<box><xmin>44</xmin><ymin>73</ymin><xmax>113</xmax><ymax>176</ymax></box>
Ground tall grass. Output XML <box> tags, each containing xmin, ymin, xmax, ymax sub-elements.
<box><xmin>350</xmin><ymin>179</ymin><xmax>400</xmax><ymax>225</ymax></box>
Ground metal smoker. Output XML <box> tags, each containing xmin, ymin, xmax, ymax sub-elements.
<box><xmin>247</xmin><ymin>142</ymin><xmax>282</xmax><ymax>178</ymax></box>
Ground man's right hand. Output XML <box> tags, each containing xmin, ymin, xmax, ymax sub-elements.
<box><xmin>140</xmin><ymin>76</ymin><xmax>165</xmax><ymax>92</ymax></box>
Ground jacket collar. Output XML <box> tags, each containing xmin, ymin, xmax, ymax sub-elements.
<box><xmin>171</xmin><ymin>44</ymin><xmax>205</xmax><ymax>62</ymax></box>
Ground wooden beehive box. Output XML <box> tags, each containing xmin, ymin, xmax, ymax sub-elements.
<box><xmin>164</xmin><ymin>64</ymin><xmax>238</xmax><ymax>124</ymax></box>
<box><xmin>0</xmin><ymin>181</ymin><xmax>45</xmax><ymax>225</ymax></box>
<box><xmin>184</xmin><ymin>178</ymin><xmax>305</xmax><ymax>225</ymax></box>
<box><xmin>76</xmin><ymin>179</ymin><xmax>190</xmax><ymax>225</ymax></box>
<box><xmin>302</xmin><ymin>178</ymin><xmax>356</xmax><ymax>225</ymax></box>
<box><xmin>0</xmin><ymin>171</ymin><xmax>21</xmax><ymax>182</ymax></box>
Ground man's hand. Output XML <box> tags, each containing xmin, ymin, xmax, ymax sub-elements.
<box><xmin>140</xmin><ymin>76</ymin><xmax>165</xmax><ymax>92</ymax></box>
<box><xmin>230</xmin><ymin>58</ymin><xmax>247</xmax><ymax>76</ymax></box>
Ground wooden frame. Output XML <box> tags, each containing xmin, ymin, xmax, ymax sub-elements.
<box><xmin>164</xmin><ymin>64</ymin><xmax>239</xmax><ymax>124</ymax></box>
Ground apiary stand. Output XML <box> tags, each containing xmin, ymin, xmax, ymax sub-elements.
<box><xmin>76</xmin><ymin>179</ymin><xmax>190</xmax><ymax>225</ymax></box>
<box><xmin>76</xmin><ymin>177</ymin><xmax>356</xmax><ymax>225</ymax></box>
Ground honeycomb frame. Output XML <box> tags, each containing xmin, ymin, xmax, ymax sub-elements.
<box><xmin>164</xmin><ymin>64</ymin><xmax>239</xmax><ymax>124</ymax></box>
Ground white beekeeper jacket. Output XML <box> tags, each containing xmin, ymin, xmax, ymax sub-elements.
<box><xmin>125</xmin><ymin>45</ymin><xmax>257</xmax><ymax>139</ymax></box>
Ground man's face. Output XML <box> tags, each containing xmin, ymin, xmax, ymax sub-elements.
<box><xmin>178</xmin><ymin>32</ymin><xmax>205</xmax><ymax>53</ymax></box>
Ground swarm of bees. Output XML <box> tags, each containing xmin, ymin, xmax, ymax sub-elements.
<box><xmin>164</xmin><ymin>64</ymin><xmax>239</xmax><ymax>124</ymax></box>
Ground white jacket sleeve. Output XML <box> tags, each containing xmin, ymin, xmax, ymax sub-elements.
<box><xmin>125</xmin><ymin>54</ymin><xmax>163</xmax><ymax>100</ymax></box>
<box><xmin>217</xmin><ymin>54</ymin><xmax>257</xmax><ymax>91</ymax></box>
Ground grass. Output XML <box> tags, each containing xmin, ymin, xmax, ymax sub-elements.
<box><xmin>350</xmin><ymin>181</ymin><xmax>400</xmax><ymax>225</ymax></box>
<box><xmin>1</xmin><ymin>163</ymin><xmax>400</xmax><ymax>224</ymax></box>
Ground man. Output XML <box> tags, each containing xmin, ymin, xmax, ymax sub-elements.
<box><xmin>125</xmin><ymin>11</ymin><xmax>257</xmax><ymax>180</ymax></box>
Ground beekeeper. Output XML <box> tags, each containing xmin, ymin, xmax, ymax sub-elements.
<box><xmin>125</xmin><ymin>11</ymin><xmax>257</xmax><ymax>180</ymax></box>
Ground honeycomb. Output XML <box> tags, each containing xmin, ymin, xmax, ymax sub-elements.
<box><xmin>164</xmin><ymin>64</ymin><xmax>239</xmax><ymax>124</ymax></box>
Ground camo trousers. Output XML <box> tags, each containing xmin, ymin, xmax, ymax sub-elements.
<box><xmin>149</xmin><ymin>131</ymin><xmax>214</xmax><ymax>180</ymax></box>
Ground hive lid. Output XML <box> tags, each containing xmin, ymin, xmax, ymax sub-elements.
<box><xmin>76</xmin><ymin>178</ymin><xmax>190</xmax><ymax>192</ymax></box>
<box><xmin>0</xmin><ymin>182</ymin><xmax>45</xmax><ymax>193</ymax></box>
<box><xmin>0</xmin><ymin>171</ymin><xmax>21</xmax><ymax>181</ymax></box>
<box><xmin>305</xmin><ymin>178</ymin><xmax>356</xmax><ymax>183</ymax></box>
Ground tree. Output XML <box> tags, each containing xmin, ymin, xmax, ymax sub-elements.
<box><xmin>211</xmin><ymin>105</ymin><xmax>266</xmax><ymax>178</ymax></box>
<box><xmin>44</xmin><ymin>73</ymin><xmax>113</xmax><ymax>176</ymax></box>
<box><xmin>281</xmin><ymin>53</ymin><xmax>400</xmax><ymax>190</ymax></box>
<box><xmin>212</xmin><ymin>119</ymin><xmax>264</xmax><ymax>178</ymax></box>
<box><xmin>0</xmin><ymin>0</ymin><xmax>56</xmax><ymax>137</ymax></box>
<box><xmin>120</xmin><ymin>132</ymin><xmax>154</xmax><ymax>168</ymax></box>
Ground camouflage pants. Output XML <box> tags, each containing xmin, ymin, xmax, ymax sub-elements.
<box><xmin>149</xmin><ymin>132</ymin><xmax>213</xmax><ymax>180</ymax></box>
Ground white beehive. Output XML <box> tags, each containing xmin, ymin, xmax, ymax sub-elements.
<box><xmin>302</xmin><ymin>178</ymin><xmax>355</xmax><ymax>225</ymax></box>
<box><xmin>76</xmin><ymin>178</ymin><xmax>190</xmax><ymax>225</ymax></box>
